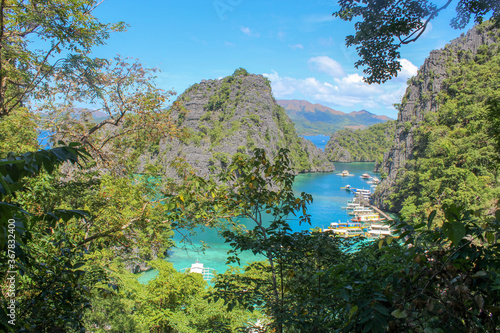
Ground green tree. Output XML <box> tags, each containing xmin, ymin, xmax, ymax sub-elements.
<box><xmin>334</xmin><ymin>0</ymin><xmax>500</xmax><ymax>83</ymax></box>
<box><xmin>0</xmin><ymin>1</ymin><xmax>184</xmax><ymax>331</ymax></box>
<box><xmin>0</xmin><ymin>0</ymin><xmax>126</xmax><ymax>116</ymax></box>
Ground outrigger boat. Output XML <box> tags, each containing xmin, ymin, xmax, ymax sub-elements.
<box><xmin>333</xmin><ymin>228</ymin><xmax>365</xmax><ymax>237</ymax></box>
<box><xmin>343</xmin><ymin>202</ymin><xmax>362</xmax><ymax>209</ymax></box>
<box><xmin>340</xmin><ymin>184</ymin><xmax>355</xmax><ymax>191</ymax></box>
<box><xmin>347</xmin><ymin>207</ymin><xmax>375</xmax><ymax>216</ymax></box>
<box><xmin>327</xmin><ymin>221</ymin><xmax>363</xmax><ymax>229</ymax></box>
<box><xmin>338</xmin><ymin>170</ymin><xmax>355</xmax><ymax>177</ymax></box>
<box><xmin>366</xmin><ymin>224</ymin><xmax>394</xmax><ymax>238</ymax></box>
<box><xmin>351</xmin><ymin>213</ymin><xmax>384</xmax><ymax>223</ymax></box>
<box><xmin>324</xmin><ymin>226</ymin><xmax>365</xmax><ymax>238</ymax></box>
<box><xmin>361</xmin><ymin>173</ymin><xmax>370</xmax><ymax>179</ymax></box>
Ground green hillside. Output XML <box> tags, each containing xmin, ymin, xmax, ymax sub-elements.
<box><xmin>277</xmin><ymin>99</ymin><xmax>392</xmax><ymax>135</ymax></box>
<box><xmin>387</xmin><ymin>27</ymin><xmax>500</xmax><ymax>222</ymax></box>
<box><xmin>324</xmin><ymin>121</ymin><xmax>396</xmax><ymax>163</ymax></box>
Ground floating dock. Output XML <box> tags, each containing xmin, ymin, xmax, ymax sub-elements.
<box><xmin>369</xmin><ymin>205</ymin><xmax>393</xmax><ymax>222</ymax></box>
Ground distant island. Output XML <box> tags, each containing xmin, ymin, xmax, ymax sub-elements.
<box><xmin>277</xmin><ymin>99</ymin><xmax>393</xmax><ymax>135</ymax></box>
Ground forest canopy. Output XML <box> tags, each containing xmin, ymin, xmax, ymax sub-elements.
<box><xmin>0</xmin><ymin>1</ymin><xmax>498</xmax><ymax>332</ymax></box>
<box><xmin>333</xmin><ymin>0</ymin><xmax>500</xmax><ymax>83</ymax></box>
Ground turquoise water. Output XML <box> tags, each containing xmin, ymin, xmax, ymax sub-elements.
<box><xmin>139</xmin><ymin>162</ymin><xmax>377</xmax><ymax>282</ymax></box>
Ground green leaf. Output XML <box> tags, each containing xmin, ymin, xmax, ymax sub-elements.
<box><xmin>443</xmin><ymin>221</ymin><xmax>466</xmax><ymax>244</ymax></box>
<box><xmin>391</xmin><ymin>309</ymin><xmax>407</xmax><ymax>318</ymax></box>
<box><xmin>427</xmin><ymin>210</ymin><xmax>436</xmax><ymax>228</ymax></box>
<box><xmin>486</xmin><ymin>231</ymin><xmax>495</xmax><ymax>244</ymax></box>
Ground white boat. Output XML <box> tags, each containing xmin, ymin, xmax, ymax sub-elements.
<box><xmin>324</xmin><ymin>227</ymin><xmax>365</xmax><ymax>237</ymax></box>
<box><xmin>366</xmin><ymin>224</ymin><xmax>393</xmax><ymax>238</ymax></box>
<box><xmin>340</xmin><ymin>184</ymin><xmax>354</xmax><ymax>191</ymax></box>
<box><xmin>328</xmin><ymin>221</ymin><xmax>363</xmax><ymax>229</ymax></box>
<box><xmin>348</xmin><ymin>207</ymin><xmax>375</xmax><ymax>215</ymax></box>
<box><xmin>355</xmin><ymin>189</ymin><xmax>371</xmax><ymax>195</ymax></box>
<box><xmin>337</xmin><ymin>170</ymin><xmax>355</xmax><ymax>177</ymax></box>
<box><xmin>351</xmin><ymin>213</ymin><xmax>382</xmax><ymax>223</ymax></box>
<box><xmin>181</xmin><ymin>260</ymin><xmax>215</xmax><ymax>282</ymax></box>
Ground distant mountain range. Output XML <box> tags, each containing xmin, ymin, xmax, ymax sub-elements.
<box><xmin>277</xmin><ymin>99</ymin><xmax>393</xmax><ymax>135</ymax></box>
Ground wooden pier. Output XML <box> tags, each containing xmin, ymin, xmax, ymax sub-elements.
<box><xmin>369</xmin><ymin>205</ymin><xmax>393</xmax><ymax>222</ymax></box>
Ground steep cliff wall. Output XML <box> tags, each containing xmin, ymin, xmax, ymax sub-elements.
<box><xmin>374</xmin><ymin>22</ymin><xmax>500</xmax><ymax>209</ymax></box>
<box><xmin>139</xmin><ymin>71</ymin><xmax>334</xmax><ymax>178</ymax></box>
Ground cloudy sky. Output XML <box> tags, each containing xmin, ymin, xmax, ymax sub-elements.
<box><xmin>93</xmin><ymin>0</ymin><xmax>476</xmax><ymax>118</ymax></box>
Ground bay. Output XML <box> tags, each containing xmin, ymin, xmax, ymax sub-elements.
<box><xmin>139</xmin><ymin>161</ymin><xmax>377</xmax><ymax>282</ymax></box>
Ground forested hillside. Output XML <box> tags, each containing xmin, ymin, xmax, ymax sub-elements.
<box><xmin>374</xmin><ymin>21</ymin><xmax>500</xmax><ymax>223</ymax></box>
<box><xmin>278</xmin><ymin>99</ymin><xmax>392</xmax><ymax>135</ymax></box>
<box><xmin>324</xmin><ymin>120</ymin><xmax>396</xmax><ymax>163</ymax></box>
<box><xmin>1</xmin><ymin>2</ymin><xmax>499</xmax><ymax>333</ymax></box>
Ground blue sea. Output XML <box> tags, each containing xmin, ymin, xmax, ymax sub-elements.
<box><xmin>302</xmin><ymin>135</ymin><xmax>330</xmax><ymax>151</ymax></box>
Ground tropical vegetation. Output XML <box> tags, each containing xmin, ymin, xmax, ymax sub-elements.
<box><xmin>0</xmin><ymin>1</ymin><xmax>498</xmax><ymax>333</ymax></box>
<box><xmin>385</xmin><ymin>27</ymin><xmax>500</xmax><ymax>223</ymax></box>
<box><xmin>325</xmin><ymin>121</ymin><xmax>396</xmax><ymax>163</ymax></box>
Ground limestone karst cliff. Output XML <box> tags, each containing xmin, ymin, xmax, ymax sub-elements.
<box><xmin>374</xmin><ymin>22</ymin><xmax>500</xmax><ymax>213</ymax></box>
<box><xmin>139</xmin><ymin>70</ymin><xmax>334</xmax><ymax>178</ymax></box>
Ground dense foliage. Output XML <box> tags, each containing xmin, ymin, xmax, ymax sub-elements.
<box><xmin>183</xmin><ymin>149</ymin><xmax>500</xmax><ymax>333</ymax></box>
<box><xmin>333</xmin><ymin>0</ymin><xmax>500</xmax><ymax>83</ymax></box>
<box><xmin>385</xmin><ymin>30</ymin><xmax>500</xmax><ymax>223</ymax></box>
<box><xmin>0</xmin><ymin>1</ymin><xmax>499</xmax><ymax>332</ymax></box>
<box><xmin>325</xmin><ymin>120</ymin><xmax>396</xmax><ymax>163</ymax></box>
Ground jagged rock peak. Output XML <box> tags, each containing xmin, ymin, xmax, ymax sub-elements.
<box><xmin>138</xmin><ymin>70</ymin><xmax>334</xmax><ymax>178</ymax></box>
<box><xmin>374</xmin><ymin>22</ymin><xmax>500</xmax><ymax>208</ymax></box>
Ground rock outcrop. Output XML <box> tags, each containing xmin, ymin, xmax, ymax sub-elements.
<box><xmin>139</xmin><ymin>71</ymin><xmax>334</xmax><ymax>178</ymax></box>
<box><xmin>324</xmin><ymin>121</ymin><xmax>396</xmax><ymax>164</ymax></box>
<box><xmin>374</xmin><ymin>22</ymin><xmax>500</xmax><ymax>209</ymax></box>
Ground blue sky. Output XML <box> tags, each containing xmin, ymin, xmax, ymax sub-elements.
<box><xmin>92</xmin><ymin>0</ymin><xmax>477</xmax><ymax>118</ymax></box>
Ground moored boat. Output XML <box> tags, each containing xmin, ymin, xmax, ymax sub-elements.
<box><xmin>324</xmin><ymin>227</ymin><xmax>365</xmax><ymax>238</ymax></box>
<box><xmin>338</xmin><ymin>170</ymin><xmax>355</xmax><ymax>177</ymax></box>
<box><xmin>351</xmin><ymin>213</ymin><xmax>383</xmax><ymax>223</ymax></box>
<box><xmin>340</xmin><ymin>184</ymin><xmax>355</xmax><ymax>191</ymax></box>
<box><xmin>366</xmin><ymin>224</ymin><xmax>393</xmax><ymax>238</ymax></box>
<box><xmin>328</xmin><ymin>221</ymin><xmax>363</xmax><ymax>229</ymax></box>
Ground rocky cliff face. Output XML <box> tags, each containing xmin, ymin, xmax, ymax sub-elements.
<box><xmin>139</xmin><ymin>71</ymin><xmax>334</xmax><ymax>178</ymax></box>
<box><xmin>374</xmin><ymin>22</ymin><xmax>500</xmax><ymax>209</ymax></box>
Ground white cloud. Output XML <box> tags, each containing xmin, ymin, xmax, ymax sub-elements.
<box><xmin>289</xmin><ymin>44</ymin><xmax>304</xmax><ymax>50</ymax></box>
<box><xmin>303</xmin><ymin>14</ymin><xmax>335</xmax><ymax>24</ymax></box>
<box><xmin>399</xmin><ymin>58</ymin><xmax>418</xmax><ymax>78</ymax></box>
<box><xmin>318</xmin><ymin>37</ymin><xmax>335</xmax><ymax>47</ymax></box>
<box><xmin>308</xmin><ymin>56</ymin><xmax>345</xmax><ymax>78</ymax></box>
<box><xmin>263</xmin><ymin>69</ymin><xmax>406</xmax><ymax>117</ymax></box>
<box><xmin>240</xmin><ymin>26</ymin><xmax>259</xmax><ymax>37</ymax></box>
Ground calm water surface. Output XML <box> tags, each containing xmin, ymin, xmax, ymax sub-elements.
<box><xmin>302</xmin><ymin>135</ymin><xmax>330</xmax><ymax>151</ymax></box>
<box><xmin>139</xmin><ymin>162</ymin><xmax>377</xmax><ymax>282</ymax></box>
